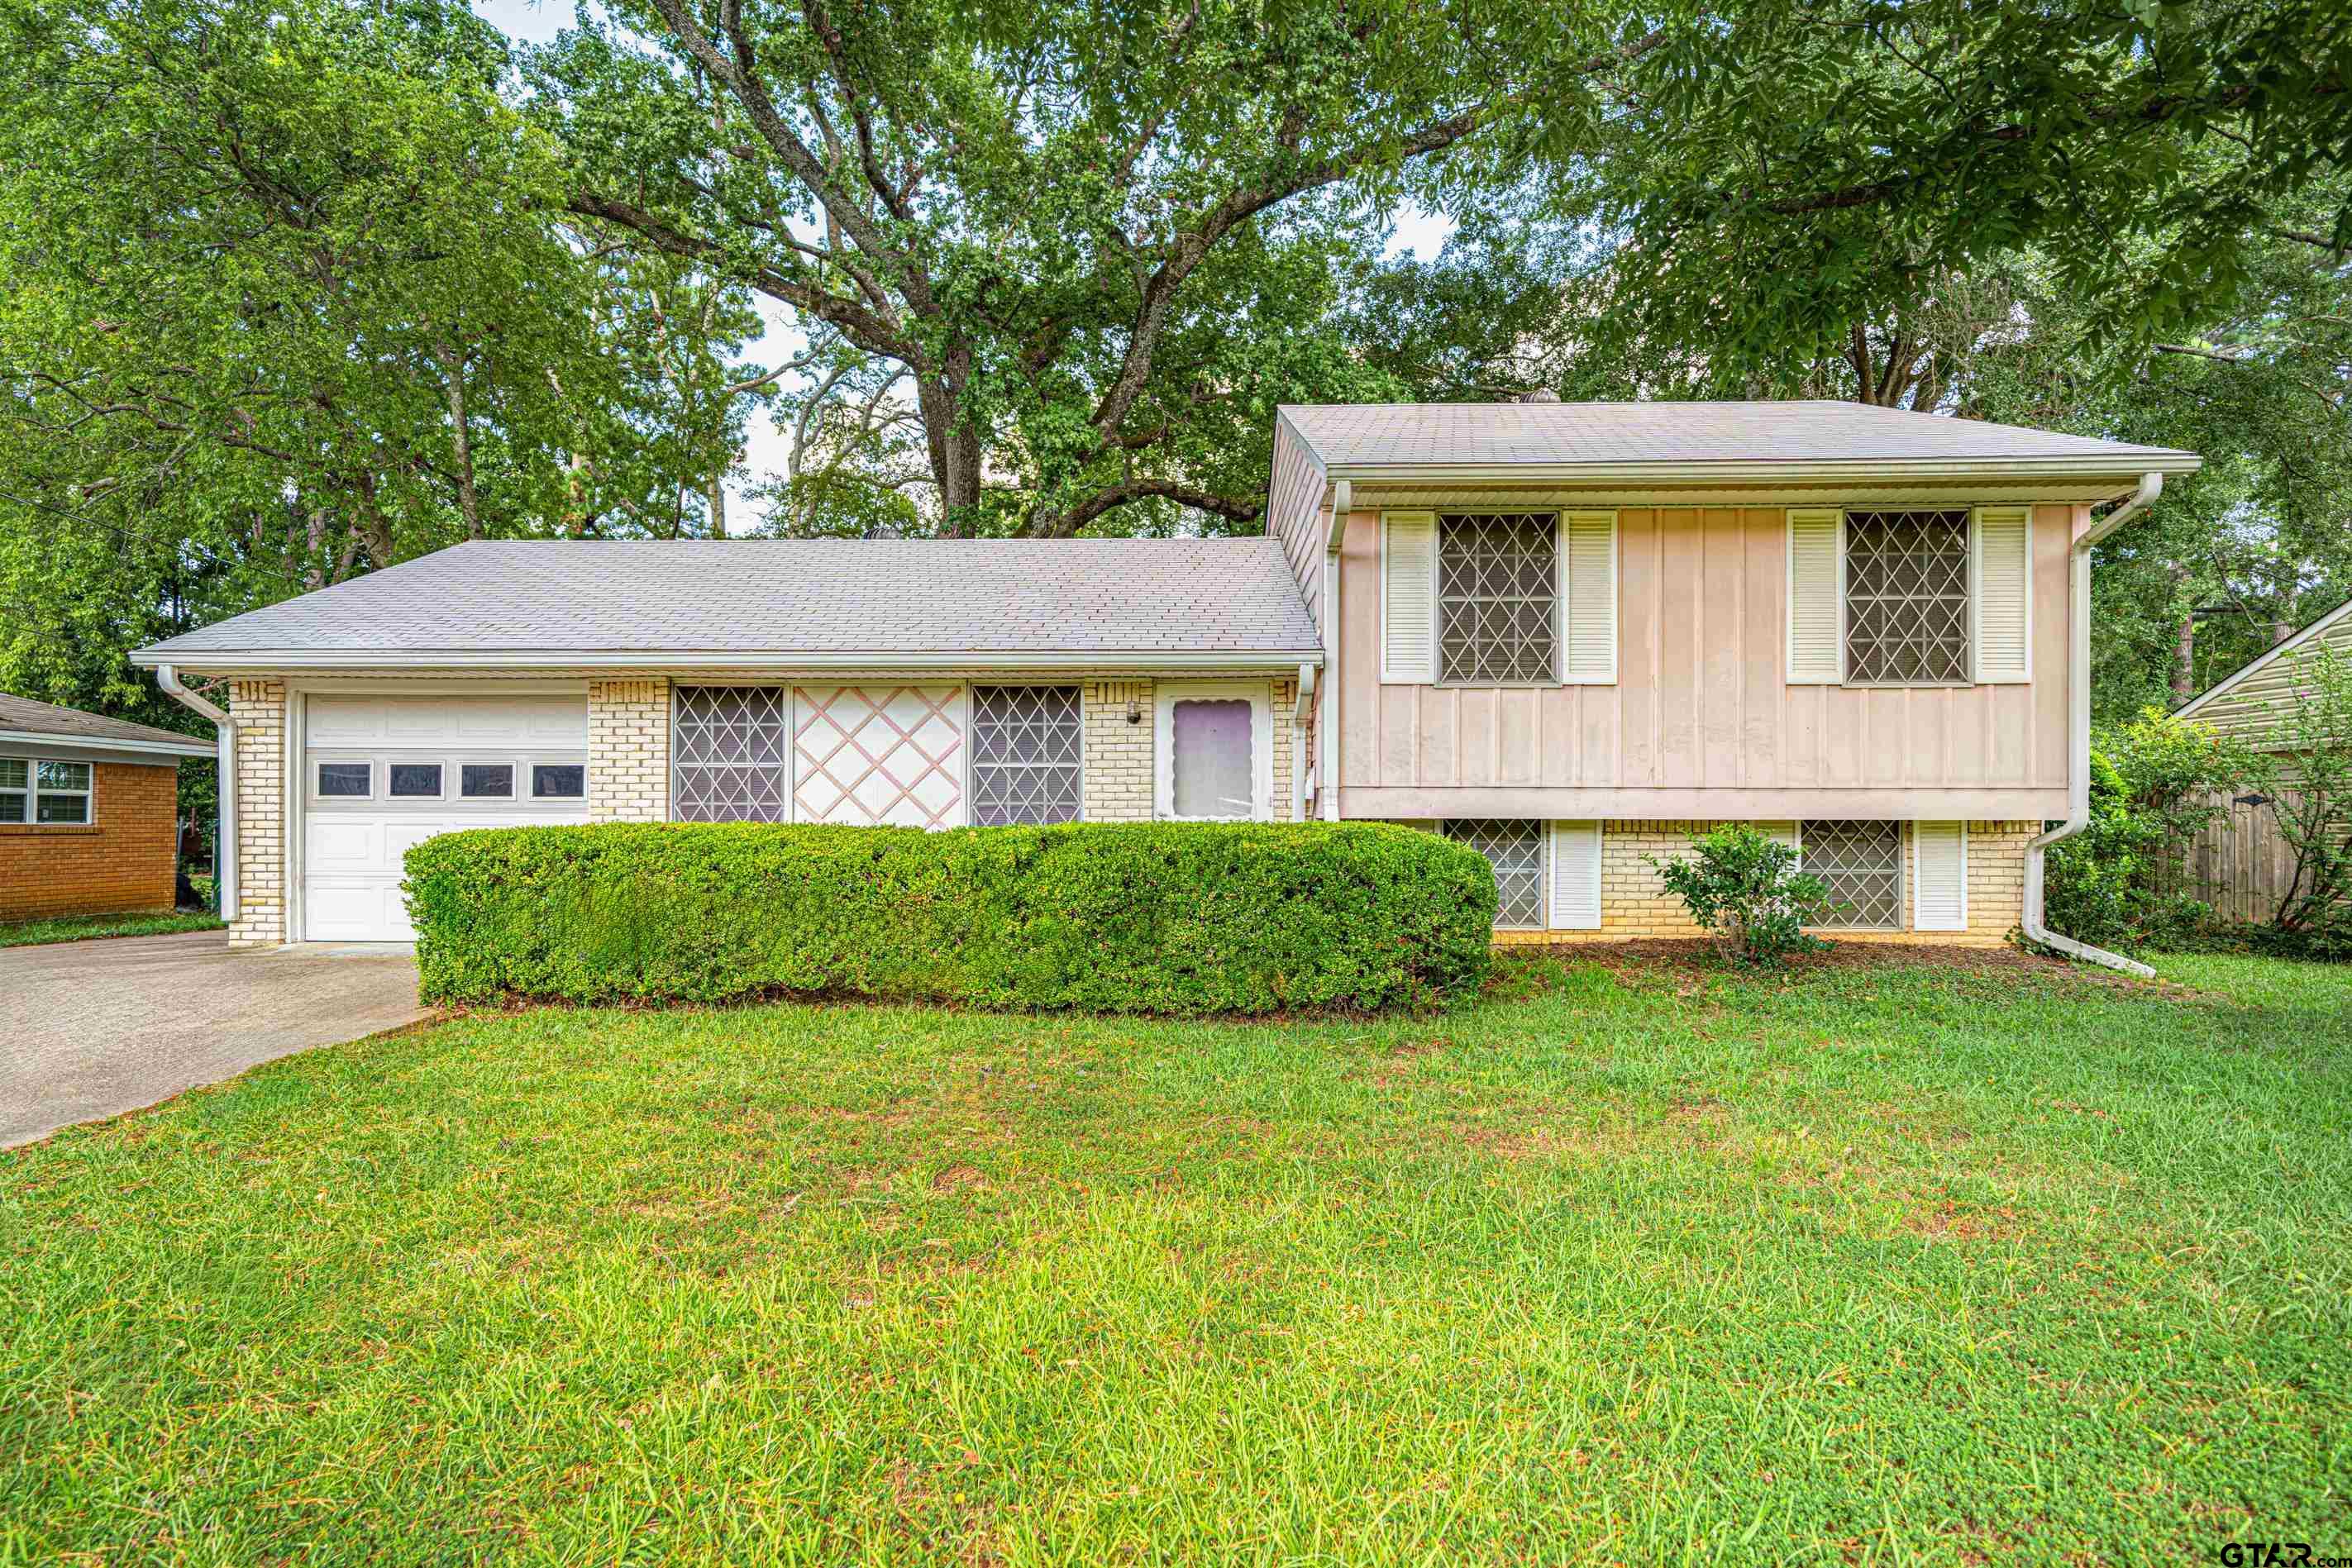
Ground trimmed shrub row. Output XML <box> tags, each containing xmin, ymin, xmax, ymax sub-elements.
<box><xmin>403</xmin><ymin>821</ymin><xmax>1496</xmax><ymax>1013</ymax></box>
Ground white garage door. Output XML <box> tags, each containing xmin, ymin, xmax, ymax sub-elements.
<box><xmin>303</xmin><ymin>693</ymin><xmax>590</xmax><ymax>941</ymax></box>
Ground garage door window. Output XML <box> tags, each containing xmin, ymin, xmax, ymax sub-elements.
<box><xmin>389</xmin><ymin>762</ymin><xmax>443</xmax><ymax>798</ymax></box>
<box><xmin>317</xmin><ymin>761</ymin><xmax>372</xmax><ymax>798</ymax></box>
<box><xmin>461</xmin><ymin>763</ymin><xmax>514</xmax><ymax>798</ymax></box>
<box><xmin>532</xmin><ymin>763</ymin><xmax>585</xmax><ymax>799</ymax></box>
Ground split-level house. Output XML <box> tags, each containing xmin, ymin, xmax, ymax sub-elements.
<box><xmin>135</xmin><ymin>401</ymin><xmax>2197</xmax><ymax>965</ymax></box>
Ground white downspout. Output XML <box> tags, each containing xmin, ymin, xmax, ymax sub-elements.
<box><xmin>2021</xmin><ymin>471</ymin><xmax>2163</xmax><ymax>978</ymax></box>
<box><xmin>1319</xmin><ymin>479</ymin><xmax>1350</xmax><ymax>822</ymax></box>
<box><xmin>155</xmin><ymin>665</ymin><xmax>236</xmax><ymax>922</ymax></box>
<box><xmin>1291</xmin><ymin>660</ymin><xmax>1316</xmax><ymax>823</ymax></box>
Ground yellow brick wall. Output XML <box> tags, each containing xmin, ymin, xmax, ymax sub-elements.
<box><xmin>1082</xmin><ymin>678</ymin><xmax>1296</xmax><ymax>822</ymax></box>
<box><xmin>588</xmin><ymin>679</ymin><xmax>671</xmax><ymax>822</ymax></box>
<box><xmin>227</xmin><ymin>679</ymin><xmax>286</xmax><ymax>947</ymax></box>
<box><xmin>1441</xmin><ymin>817</ymin><xmax>2040</xmax><ymax>949</ymax></box>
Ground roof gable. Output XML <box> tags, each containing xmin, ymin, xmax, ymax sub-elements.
<box><xmin>2177</xmin><ymin>595</ymin><xmax>2352</xmax><ymax>734</ymax></box>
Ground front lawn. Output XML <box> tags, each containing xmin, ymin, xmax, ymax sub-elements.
<box><xmin>0</xmin><ymin>908</ymin><xmax>222</xmax><ymax>947</ymax></box>
<box><xmin>5</xmin><ymin>952</ymin><xmax>2349</xmax><ymax>1562</ymax></box>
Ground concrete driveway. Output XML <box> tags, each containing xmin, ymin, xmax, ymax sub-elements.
<box><xmin>0</xmin><ymin>931</ymin><xmax>429</xmax><ymax>1149</ymax></box>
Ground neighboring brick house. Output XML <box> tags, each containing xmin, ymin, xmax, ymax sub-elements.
<box><xmin>133</xmin><ymin>401</ymin><xmax>2200</xmax><ymax>970</ymax></box>
<box><xmin>0</xmin><ymin>693</ymin><xmax>212</xmax><ymax>922</ymax></box>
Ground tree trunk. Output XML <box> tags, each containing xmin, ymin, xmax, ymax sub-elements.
<box><xmin>707</xmin><ymin>471</ymin><xmax>728</xmax><ymax>538</ymax></box>
<box><xmin>915</xmin><ymin>347</ymin><xmax>984</xmax><ymax>535</ymax></box>
<box><xmin>2172</xmin><ymin>611</ymin><xmax>2197</xmax><ymax>707</ymax></box>
<box><xmin>437</xmin><ymin>346</ymin><xmax>484</xmax><ymax>540</ymax></box>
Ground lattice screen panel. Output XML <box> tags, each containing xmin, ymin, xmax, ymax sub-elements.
<box><xmin>794</xmin><ymin>685</ymin><xmax>965</xmax><ymax>828</ymax></box>
<box><xmin>1438</xmin><ymin>512</ymin><xmax>1558</xmax><ymax>683</ymax></box>
<box><xmin>1801</xmin><ymin>819</ymin><xmax>1905</xmax><ymax>929</ymax></box>
<box><xmin>673</xmin><ymin>685</ymin><xmax>790</xmax><ymax>822</ymax></box>
<box><xmin>1844</xmin><ymin>509</ymin><xmax>1971</xmax><ymax>684</ymax></box>
<box><xmin>971</xmin><ymin>685</ymin><xmax>1082</xmax><ymax>826</ymax></box>
<box><xmin>1445</xmin><ymin>817</ymin><xmax>1547</xmax><ymax>928</ymax></box>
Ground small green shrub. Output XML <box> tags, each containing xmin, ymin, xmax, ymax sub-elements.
<box><xmin>1645</xmin><ymin>823</ymin><xmax>1834</xmax><ymax>965</ymax></box>
<box><xmin>403</xmin><ymin>821</ymin><xmax>1496</xmax><ymax>1013</ymax></box>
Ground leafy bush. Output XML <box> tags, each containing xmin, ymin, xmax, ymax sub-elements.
<box><xmin>2044</xmin><ymin>707</ymin><xmax>2254</xmax><ymax>951</ymax></box>
<box><xmin>2248</xmin><ymin>646</ymin><xmax>2352</xmax><ymax>937</ymax></box>
<box><xmin>1645</xmin><ymin>823</ymin><xmax>1834</xmax><ymax>965</ymax></box>
<box><xmin>404</xmin><ymin>822</ymin><xmax>1496</xmax><ymax>1013</ymax></box>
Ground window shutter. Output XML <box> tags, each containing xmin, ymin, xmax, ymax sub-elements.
<box><xmin>1560</xmin><ymin>511</ymin><xmax>1618</xmax><ymax>683</ymax></box>
<box><xmin>1381</xmin><ymin>511</ymin><xmax>1437</xmax><ymax>684</ymax></box>
<box><xmin>1912</xmin><ymin>822</ymin><xmax>1967</xmax><ymax>931</ymax></box>
<box><xmin>1548</xmin><ymin>821</ymin><xmax>1602</xmax><ymax>929</ymax></box>
<box><xmin>1973</xmin><ymin>507</ymin><xmax>2032</xmax><ymax>684</ymax></box>
<box><xmin>1787</xmin><ymin>508</ymin><xmax>1844</xmax><ymax>684</ymax></box>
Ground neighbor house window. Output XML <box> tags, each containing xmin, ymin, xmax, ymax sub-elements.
<box><xmin>1844</xmin><ymin>509</ymin><xmax>1970</xmax><ymax>684</ymax></box>
<box><xmin>34</xmin><ymin>762</ymin><xmax>91</xmax><ymax>823</ymax></box>
<box><xmin>0</xmin><ymin>759</ymin><xmax>25</xmax><ymax>822</ymax></box>
<box><xmin>1438</xmin><ymin>512</ymin><xmax>1558</xmax><ymax>683</ymax></box>
<box><xmin>971</xmin><ymin>685</ymin><xmax>1081</xmax><ymax>826</ymax></box>
<box><xmin>532</xmin><ymin>764</ymin><xmax>585</xmax><ymax>800</ymax></box>
<box><xmin>1155</xmin><ymin>684</ymin><xmax>1267</xmax><ymax>821</ymax></box>
<box><xmin>673</xmin><ymin>685</ymin><xmax>789</xmax><ymax>822</ymax></box>
<box><xmin>1801</xmin><ymin>820</ymin><xmax>1904</xmax><ymax>929</ymax></box>
<box><xmin>1445</xmin><ymin>818</ymin><xmax>1545</xmax><ymax>929</ymax></box>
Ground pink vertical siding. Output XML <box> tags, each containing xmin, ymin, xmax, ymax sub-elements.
<box><xmin>1336</xmin><ymin>499</ymin><xmax>2073</xmax><ymax>798</ymax></box>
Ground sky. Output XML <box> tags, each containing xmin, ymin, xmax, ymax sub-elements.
<box><xmin>469</xmin><ymin>0</ymin><xmax>1456</xmax><ymax>499</ymax></box>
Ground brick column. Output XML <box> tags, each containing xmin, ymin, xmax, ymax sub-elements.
<box><xmin>1965</xmin><ymin>820</ymin><xmax>2035</xmax><ymax>941</ymax></box>
<box><xmin>588</xmin><ymin>679</ymin><xmax>671</xmax><ymax>822</ymax></box>
<box><xmin>227</xmin><ymin>679</ymin><xmax>286</xmax><ymax>946</ymax></box>
<box><xmin>1271</xmin><ymin>676</ymin><xmax>1297</xmax><ymax>822</ymax></box>
<box><xmin>1081</xmin><ymin>679</ymin><xmax>1154</xmax><ymax>822</ymax></box>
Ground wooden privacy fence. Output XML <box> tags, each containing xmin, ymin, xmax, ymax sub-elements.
<box><xmin>2180</xmin><ymin>786</ymin><xmax>2308</xmax><ymax>924</ymax></box>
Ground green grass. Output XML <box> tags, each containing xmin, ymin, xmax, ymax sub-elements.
<box><xmin>0</xmin><ymin>908</ymin><xmax>222</xmax><ymax>947</ymax></box>
<box><xmin>4</xmin><ymin>953</ymin><xmax>2350</xmax><ymax>1563</ymax></box>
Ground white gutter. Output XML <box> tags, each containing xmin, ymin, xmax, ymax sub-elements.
<box><xmin>1320</xmin><ymin>455</ymin><xmax>2203</xmax><ymax>486</ymax></box>
<box><xmin>1319</xmin><ymin>479</ymin><xmax>1351</xmax><ymax>820</ymax></box>
<box><xmin>0</xmin><ymin>729</ymin><xmax>214</xmax><ymax>759</ymax></box>
<box><xmin>126</xmin><ymin>647</ymin><xmax>1323</xmax><ymax>673</ymax></box>
<box><xmin>2021</xmin><ymin>472</ymin><xmax>2164</xmax><ymax>979</ymax></box>
<box><xmin>155</xmin><ymin>665</ymin><xmax>236</xmax><ymax>922</ymax></box>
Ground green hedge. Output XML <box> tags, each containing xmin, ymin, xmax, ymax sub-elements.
<box><xmin>403</xmin><ymin>822</ymin><xmax>1496</xmax><ymax>1013</ymax></box>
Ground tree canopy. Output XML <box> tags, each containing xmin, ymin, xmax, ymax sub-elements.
<box><xmin>0</xmin><ymin>0</ymin><xmax>2345</xmax><ymax>737</ymax></box>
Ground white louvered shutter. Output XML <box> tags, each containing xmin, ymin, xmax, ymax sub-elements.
<box><xmin>1912</xmin><ymin>822</ymin><xmax>1967</xmax><ymax>931</ymax></box>
<box><xmin>1381</xmin><ymin>511</ymin><xmax>1438</xmax><ymax>684</ymax></box>
<box><xmin>1559</xmin><ymin>511</ymin><xmax>1619</xmax><ymax>683</ymax></box>
<box><xmin>1973</xmin><ymin>507</ymin><xmax>2032</xmax><ymax>684</ymax></box>
<box><xmin>1787</xmin><ymin>508</ymin><xmax>1844</xmax><ymax>684</ymax></box>
<box><xmin>1549</xmin><ymin>821</ymin><xmax>1602</xmax><ymax>929</ymax></box>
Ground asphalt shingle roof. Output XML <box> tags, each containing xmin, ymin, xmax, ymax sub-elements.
<box><xmin>0</xmin><ymin>692</ymin><xmax>211</xmax><ymax>750</ymax></box>
<box><xmin>1281</xmin><ymin>400</ymin><xmax>2200</xmax><ymax>471</ymax></box>
<box><xmin>136</xmin><ymin>538</ymin><xmax>1323</xmax><ymax>660</ymax></box>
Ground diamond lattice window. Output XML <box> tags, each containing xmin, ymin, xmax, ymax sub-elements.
<box><xmin>1801</xmin><ymin>820</ymin><xmax>1904</xmax><ymax>929</ymax></box>
<box><xmin>1844</xmin><ymin>509</ymin><xmax>1971</xmax><ymax>684</ymax></box>
<box><xmin>971</xmin><ymin>685</ymin><xmax>1082</xmax><ymax>826</ymax></box>
<box><xmin>1445</xmin><ymin>818</ymin><xmax>1546</xmax><ymax>929</ymax></box>
<box><xmin>673</xmin><ymin>685</ymin><xmax>790</xmax><ymax>822</ymax></box>
<box><xmin>1438</xmin><ymin>512</ymin><xmax>1558</xmax><ymax>683</ymax></box>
